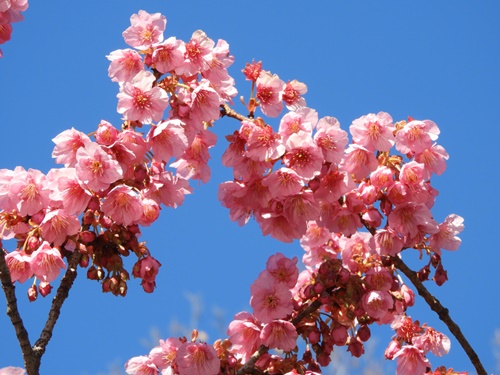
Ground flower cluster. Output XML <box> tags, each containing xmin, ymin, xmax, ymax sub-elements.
<box><xmin>0</xmin><ymin>10</ymin><xmax>236</xmax><ymax>297</ymax></box>
<box><xmin>0</xmin><ymin>0</ymin><xmax>28</xmax><ymax>57</ymax></box>
<box><xmin>124</xmin><ymin>16</ymin><xmax>467</xmax><ymax>374</ymax></box>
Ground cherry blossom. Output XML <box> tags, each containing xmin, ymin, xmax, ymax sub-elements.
<box><xmin>117</xmin><ymin>70</ymin><xmax>169</xmax><ymax>124</ymax></box>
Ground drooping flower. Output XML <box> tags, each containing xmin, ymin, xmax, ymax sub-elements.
<box><xmin>30</xmin><ymin>241</ymin><xmax>66</xmax><ymax>283</ymax></box>
<box><xmin>5</xmin><ymin>249</ymin><xmax>32</xmax><ymax>283</ymax></box>
<box><xmin>393</xmin><ymin>345</ymin><xmax>430</xmax><ymax>375</ymax></box>
<box><xmin>176</xmin><ymin>342</ymin><xmax>220</xmax><ymax>375</ymax></box>
<box><xmin>124</xmin><ymin>355</ymin><xmax>159</xmax><ymax>375</ymax></box>
<box><xmin>101</xmin><ymin>185</ymin><xmax>143</xmax><ymax>226</ymax></box>
<box><xmin>429</xmin><ymin>214</ymin><xmax>464</xmax><ymax>254</ymax></box>
<box><xmin>260</xmin><ymin>319</ymin><xmax>298</xmax><ymax>351</ymax></box>
<box><xmin>39</xmin><ymin>209</ymin><xmax>81</xmax><ymax>246</ymax></box>
<box><xmin>227</xmin><ymin>312</ymin><xmax>262</xmax><ymax>362</ymax></box>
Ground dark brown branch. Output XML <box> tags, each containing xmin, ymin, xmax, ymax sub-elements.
<box><xmin>0</xmin><ymin>248</ymin><xmax>35</xmax><ymax>371</ymax></box>
<box><xmin>31</xmin><ymin>251</ymin><xmax>82</xmax><ymax>367</ymax></box>
<box><xmin>391</xmin><ymin>256</ymin><xmax>486</xmax><ymax>375</ymax></box>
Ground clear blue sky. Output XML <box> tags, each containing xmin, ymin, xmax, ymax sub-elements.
<box><xmin>1</xmin><ymin>1</ymin><xmax>499</xmax><ymax>374</ymax></box>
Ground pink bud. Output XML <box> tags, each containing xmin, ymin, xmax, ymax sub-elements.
<box><xmin>433</xmin><ymin>263</ymin><xmax>448</xmax><ymax>286</ymax></box>
<box><xmin>401</xmin><ymin>284</ymin><xmax>415</xmax><ymax>307</ymax></box>
<box><xmin>384</xmin><ymin>340</ymin><xmax>401</xmax><ymax>360</ymax></box>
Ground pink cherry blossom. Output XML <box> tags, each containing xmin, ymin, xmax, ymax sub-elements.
<box><xmin>0</xmin><ymin>367</ymin><xmax>26</xmax><ymax>375</ymax></box>
<box><xmin>364</xmin><ymin>266</ymin><xmax>393</xmax><ymax>291</ymax></box>
<box><xmin>176</xmin><ymin>342</ymin><xmax>220</xmax><ymax>375</ymax></box>
<box><xmin>350</xmin><ymin>112</ymin><xmax>395</xmax><ymax>152</ymax></box>
<box><xmin>30</xmin><ymin>241</ymin><xmax>66</xmax><ymax>283</ymax></box>
<box><xmin>393</xmin><ymin>345</ymin><xmax>430</xmax><ymax>375</ymax></box>
<box><xmin>149</xmin><ymin>338</ymin><xmax>181</xmax><ymax>370</ymax></box>
<box><xmin>5</xmin><ymin>249</ymin><xmax>32</xmax><ymax>283</ymax></box>
<box><xmin>278</xmin><ymin>107</ymin><xmax>317</xmax><ymax>142</ymax></box>
<box><xmin>429</xmin><ymin>214</ymin><xmax>464</xmax><ymax>254</ymax></box>
<box><xmin>146</xmin><ymin>170</ymin><xmax>192</xmax><ymax>208</ymax></box>
<box><xmin>138</xmin><ymin>198</ymin><xmax>160</xmax><ymax>226</ymax></box>
<box><xmin>265</xmin><ymin>253</ymin><xmax>298</xmax><ymax>288</ymax></box>
<box><xmin>52</xmin><ymin>128</ymin><xmax>91</xmax><ymax>167</ymax></box>
<box><xmin>107</xmin><ymin>49</ymin><xmax>143</xmax><ymax>83</ymax></box>
<box><xmin>152</xmin><ymin>37</ymin><xmax>184</xmax><ymax>74</ymax></box>
<box><xmin>370</xmin><ymin>165</ymin><xmax>395</xmax><ymax>190</ymax></box>
<box><xmin>47</xmin><ymin>168</ymin><xmax>92</xmax><ymax>215</ymax></box>
<box><xmin>313</xmin><ymin>116</ymin><xmax>348</xmax><ymax>164</ymax></box>
<box><xmin>299</xmin><ymin>221</ymin><xmax>331</xmax><ymax>251</ymax></box>
<box><xmin>340</xmin><ymin>144</ymin><xmax>379</xmax><ymax>180</ymax></box>
<box><xmin>399</xmin><ymin>161</ymin><xmax>425</xmax><ymax>186</ymax></box>
<box><xmin>388</xmin><ymin>202</ymin><xmax>439</xmax><ymax>238</ymax></box>
<box><xmin>122</xmin><ymin>10</ymin><xmax>166</xmax><ymax>49</ymax></box>
<box><xmin>95</xmin><ymin>120</ymin><xmax>119</xmax><ymax>146</ymax></box>
<box><xmin>362</xmin><ymin>290</ymin><xmax>394</xmax><ymax>321</ymax></box>
<box><xmin>189</xmin><ymin>79</ymin><xmax>221</xmax><ymax>126</ymax></box>
<box><xmin>256</xmin><ymin>71</ymin><xmax>285</xmax><ymax>117</ymax></box>
<box><xmin>40</xmin><ymin>209</ymin><xmax>81</xmax><ymax>246</ymax></box>
<box><xmin>282</xmin><ymin>79</ymin><xmax>307</xmax><ymax>110</ymax></box>
<box><xmin>117</xmin><ymin>70</ymin><xmax>169</xmax><ymax>124</ymax></box>
<box><xmin>412</xmin><ymin>327</ymin><xmax>450</xmax><ymax>357</ymax></box>
<box><xmin>314</xmin><ymin>167</ymin><xmax>355</xmax><ymax>203</ymax></box>
<box><xmin>227</xmin><ymin>312</ymin><xmax>262</xmax><ymax>362</ymax></box>
<box><xmin>250</xmin><ymin>272</ymin><xmax>293</xmax><ymax>323</ymax></box>
<box><xmin>395</xmin><ymin>119</ymin><xmax>440</xmax><ymax>154</ymax></box>
<box><xmin>261</xmin><ymin>168</ymin><xmax>304</xmax><ymax>198</ymax></box>
<box><xmin>102</xmin><ymin>185</ymin><xmax>143</xmax><ymax>226</ymax></box>
<box><xmin>124</xmin><ymin>355</ymin><xmax>158</xmax><ymax>375</ymax></box>
<box><xmin>374</xmin><ymin>228</ymin><xmax>404</xmax><ymax>256</ymax></box>
<box><xmin>341</xmin><ymin>232</ymin><xmax>376</xmax><ymax>273</ymax></box>
<box><xmin>283</xmin><ymin>133</ymin><xmax>323</xmax><ymax>180</ymax></box>
<box><xmin>9</xmin><ymin>168</ymin><xmax>51</xmax><ymax>216</ymax></box>
<box><xmin>75</xmin><ymin>143</ymin><xmax>123</xmax><ymax>192</ymax></box>
<box><xmin>283</xmin><ymin>191</ymin><xmax>320</xmax><ymax>234</ymax></box>
<box><xmin>260</xmin><ymin>319</ymin><xmax>298</xmax><ymax>351</ymax></box>
<box><xmin>175</xmin><ymin>30</ymin><xmax>214</xmax><ymax>76</ymax></box>
<box><xmin>245</xmin><ymin>121</ymin><xmax>285</xmax><ymax>162</ymax></box>
<box><xmin>414</xmin><ymin>144</ymin><xmax>449</xmax><ymax>180</ymax></box>
<box><xmin>147</xmin><ymin>119</ymin><xmax>188</xmax><ymax>161</ymax></box>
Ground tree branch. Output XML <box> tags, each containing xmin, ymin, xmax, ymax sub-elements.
<box><xmin>391</xmin><ymin>255</ymin><xmax>486</xmax><ymax>375</ymax></box>
<box><xmin>31</xmin><ymin>251</ymin><xmax>82</xmax><ymax>365</ymax></box>
<box><xmin>220</xmin><ymin>103</ymin><xmax>254</xmax><ymax>122</ymax></box>
<box><xmin>0</xmin><ymin>248</ymin><xmax>35</xmax><ymax>371</ymax></box>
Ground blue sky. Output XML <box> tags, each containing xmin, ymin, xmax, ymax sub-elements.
<box><xmin>1</xmin><ymin>1</ymin><xmax>499</xmax><ymax>374</ymax></box>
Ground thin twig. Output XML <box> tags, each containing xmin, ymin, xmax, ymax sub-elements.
<box><xmin>220</xmin><ymin>103</ymin><xmax>254</xmax><ymax>122</ymax></box>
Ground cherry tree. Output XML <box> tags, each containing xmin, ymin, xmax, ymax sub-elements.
<box><xmin>0</xmin><ymin>3</ymin><xmax>495</xmax><ymax>375</ymax></box>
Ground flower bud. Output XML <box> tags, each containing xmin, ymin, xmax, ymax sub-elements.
<box><xmin>357</xmin><ymin>324</ymin><xmax>371</xmax><ymax>342</ymax></box>
<box><xmin>39</xmin><ymin>282</ymin><xmax>52</xmax><ymax>297</ymax></box>
<box><xmin>28</xmin><ymin>285</ymin><xmax>38</xmax><ymax>302</ymax></box>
